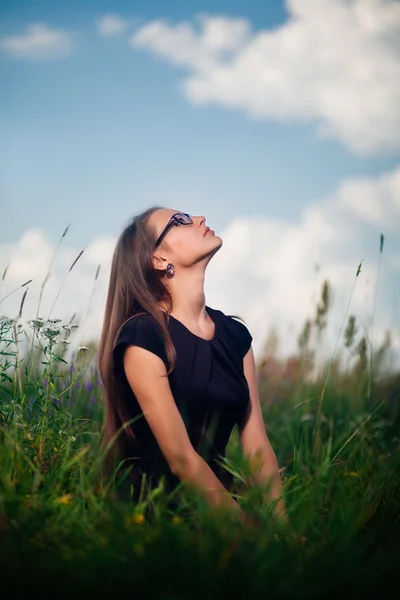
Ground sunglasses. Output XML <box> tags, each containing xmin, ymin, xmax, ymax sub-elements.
<box><xmin>154</xmin><ymin>212</ymin><xmax>193</xmax><ymax>249</ymax></box>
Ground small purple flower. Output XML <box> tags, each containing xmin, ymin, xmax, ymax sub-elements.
<box><xmin>85</xmin><ymin>379</ymin><xmax>93</xmax><ymax>392</ymax></box>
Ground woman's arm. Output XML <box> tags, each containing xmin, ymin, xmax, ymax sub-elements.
<box><xmin>172</xmin><ymin>452</ymin><xmax>245</xmax><ymax>517</ymax></box>
<box><xmin>239</xmin><ymin>345</ymin><xmax>289</xmax><ymax>525</ymax></box>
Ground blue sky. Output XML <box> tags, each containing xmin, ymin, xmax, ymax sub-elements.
<box><xmin>0</xmin><ymin>0</ymin><xmax>399</xmax><ymax>365</ymax></box>
<box><xmin>1</xmin><ymin>0</ymin><xmax>399</xmax><ymax>248</ymax></box>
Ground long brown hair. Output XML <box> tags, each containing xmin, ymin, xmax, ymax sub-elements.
<box><xmin>98</xmin><ymin>205</ymin><xmax>178</xmax><ymax>481</ymax></box>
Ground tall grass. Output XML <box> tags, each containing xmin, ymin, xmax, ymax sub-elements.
<box><xmin>0</xmin><ymin>230</ymin><xmax>399</xmax><ymax>598</ymax></box>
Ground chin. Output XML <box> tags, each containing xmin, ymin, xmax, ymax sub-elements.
<box><xmin>213</xmin><ymin>234</ymin><xmax>223</xmax><ymax>248</ymax></box>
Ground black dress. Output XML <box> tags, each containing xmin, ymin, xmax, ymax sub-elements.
<box><xmin>112</xmin><ymin>305</ymin><xmax>253</xmax><ymax>507</ymax></box>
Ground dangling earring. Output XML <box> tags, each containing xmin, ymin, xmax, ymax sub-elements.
<box><xmin>166</xmin><ymin>263</ymin><xmax>175</xmax><ymax>277</ymax></box>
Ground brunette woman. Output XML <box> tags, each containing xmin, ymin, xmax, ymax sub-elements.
<box><xmin>98</xmin><ymin>207</ymin><xmax>287</xmax><ymax>525</ymax></box>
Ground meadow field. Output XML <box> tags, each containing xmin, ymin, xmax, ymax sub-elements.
<box><xmin>0</xmin><ymin>255</ymin><xmax>399</xmax><ymax>599</ymax></box>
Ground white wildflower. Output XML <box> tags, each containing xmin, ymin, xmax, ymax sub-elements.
<box><xmin>28</xmin><ymin>318</ymin><xmax>45</xmax><ymax>330</ymax></box>
<box><xmin>60</xmin><ymin>339</ymin><xmax>71</xmax><ymax>345</ymax></box>
<box><xmin>77</xmin><ymin>346</ymin><xmax>89</xmax><ymax>355</ymax></box>
<box><xmin>42</xmin><ymin>327</ymin><xmax>61</xmax><ymax>340</ymax></box>
<box><xmin>62</xmin><ymin>324</ymin><xmax>79</xmax><ymax>332</ymax></box>
<box><xmin>0</xmin><ymin>316</ymin><xmax>14</xmax><ymax>326</ymax></box>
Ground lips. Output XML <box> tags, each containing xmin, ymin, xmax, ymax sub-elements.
<box><xmin>204</xmin><ymin>227</ymin><xmax>214</xmax><ymax>236</ymax></box>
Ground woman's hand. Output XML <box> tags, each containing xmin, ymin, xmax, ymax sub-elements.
<box><xmin>278</xmin><ymin>530</ymin><xmax>307</xmax><ymax>548</ymax></box>
<box><xmin>237</xmin><ymin>509</ymin><xmax>262</xmax><ymax>531</ymax></box>
<box><xmin>272</xmin><ymin>511</ymin><xmax>307</xmax><ymax>548</ymax></box>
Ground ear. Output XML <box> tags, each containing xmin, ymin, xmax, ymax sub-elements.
<box><xmin>152</xmin><ymin>251</ymin><xmax>167</xmax><ymax>272</ymax></box>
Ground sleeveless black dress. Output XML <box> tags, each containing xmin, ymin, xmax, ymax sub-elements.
<box><xmin>112</xmin><ymin>305</ymin><xmax>253</xmax><ymax>506</ymax></box>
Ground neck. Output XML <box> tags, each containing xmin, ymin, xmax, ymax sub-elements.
<box><xmin>167</xmin><ymin>264</ymin><xmax>209</xmax><ymax>326</ymax></box>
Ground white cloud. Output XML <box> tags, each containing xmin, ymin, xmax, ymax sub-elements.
<box><xmin>338</xmin><ymin>167</ymin><xmax>400</xmax><ymax>227</ymax></box>
<box><xmin>95</xmin><ymin>14</ymin><xmax>133</xmax><ymax>36</ymax></box>
<box><xmin>0</xmin><ymin>233</ymin><xmax>114</xmax><ymax>351</ymax></box>
<box><xmin>205</xmin><ymin>163</ymin><xmax>400</xmax><ymax>368</ymax></box>
<box><xmin>129</xmin><ymin>0</ymin><xmax>400</xmax><ymax>155</ymax></box>
<box><xmin>1</xmin><ymin>165</ymin><xmax>399</xmax><ymax>372</ymax></box>
<box><xmin>0</xmin><ymin>22</ymin><xmax>74</xmax><ymax>60</ymax></box>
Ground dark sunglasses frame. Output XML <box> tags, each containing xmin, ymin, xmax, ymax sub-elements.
<box><xmin>154</xmin><ymin>212</ymin><xmax>193</xmax><ymax>249</ymax></box>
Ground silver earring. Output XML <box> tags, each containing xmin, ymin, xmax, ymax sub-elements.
<box><xmin>166</xmin><ymin>263</ymin><xmax>175</xmax><ymax>277</ymax></box>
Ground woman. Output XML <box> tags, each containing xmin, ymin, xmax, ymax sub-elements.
<box><xmin>98</xmin><ymin>207</ymin><xmax>288</xmax><ymax>525</ymax></box>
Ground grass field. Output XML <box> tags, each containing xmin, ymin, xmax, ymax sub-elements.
<box><xmin>0</xmin><ymin>255</ymin><xmax>399</xmax><ymax>599</ymax></box>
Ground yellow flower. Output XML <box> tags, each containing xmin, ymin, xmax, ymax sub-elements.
<box><xmin>133</xmin><ymin>513</ymin><xmax>145</xmax><ymax>524</ymax></box>
<box><xmin>124</xmin><ymin>512</ymin><xmax>146</xmax><ymax>526</ymax></box>
<box><xmin>345</xmin><ymin>472</ymin><xmax>359</xmax><ymax>477</ymax></box>
<box><xmin>55</xmin><ymin>493</ymin><xmax>73</xmax><ymax>505</ymax></box>
<box><xmin>172</xmin><ymin>515</ymin><xmax>182</xmax><ymax>524</ymax></box>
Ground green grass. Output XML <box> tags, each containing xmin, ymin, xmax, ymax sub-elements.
<box><xmin>0</xmin><ymin>238</ymin><xmax>399</xmax><ymax>598</ymax></box>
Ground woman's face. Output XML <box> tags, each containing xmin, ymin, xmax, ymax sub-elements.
<box><xmin>151</xmin><ymin>208</ymin><xmax>223</xmax><ymax>269</ymax></box>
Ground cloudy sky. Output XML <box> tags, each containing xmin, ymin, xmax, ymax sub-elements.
<box><xmin>1</xmin><ymin>0</ymin><xmax>399</xmax><ymax>368</ymax></box>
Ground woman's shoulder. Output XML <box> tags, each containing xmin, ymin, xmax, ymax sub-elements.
<box><xmin>121</xmin><ymin>311</ymin><xmax>159</xmax><ymax>328</ymax></box>
<box><xmin>113</xmin><ymin>312</ymin><xmax>168</xmax><ymax>368</ymax></box>
<box><xmin>209</xmin><ymin>305</ymin><xmax>250</xmax><ymax>329</ymax></box>
<box><xmin>210</xmin><ymin>306</ymin><xmax>253</xmax><ymax>357</ymax></box>
<box><xmin>117</xmin><ymin>312</ymin><xmax>165</xmax><ymax>341</ymax></box>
